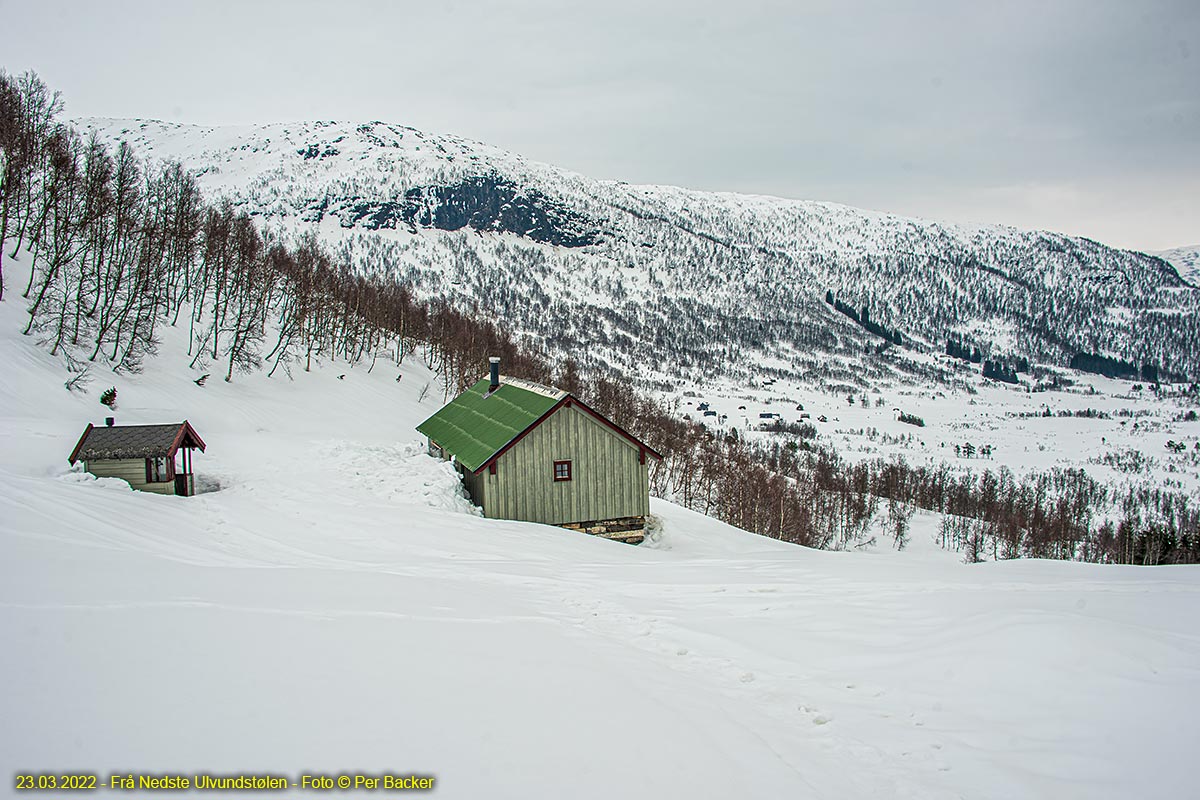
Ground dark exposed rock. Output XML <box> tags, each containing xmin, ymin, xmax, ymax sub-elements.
<box><xmin>338</xmin><ymin>174</ymin><xmax>601</xmax><ymax>247</ymax></box>
<box><xmin>297</xmin><ymin>144</ymin><xmax>340</xmax><ymax>160</ymax></box>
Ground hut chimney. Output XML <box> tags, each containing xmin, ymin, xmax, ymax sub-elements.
<box><xmin>489</xmin><ymin>357</ymin><xmax>501</xmax><ymax>392</ymax></box>
<box><xmin>105</xmin><ymin>417</ymin><xmax>115</xmax><ymax>427</ymax></box>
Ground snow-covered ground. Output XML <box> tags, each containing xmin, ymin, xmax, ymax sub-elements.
<box><xmin>2</xmin><ymin>290</ymin><xmax>1200</xmax><ymax>799</ymax></box>
<box><xmin>669</xmin><ymin>350</ymin><xmax>1200</xmax><ymax>496</ymax></box>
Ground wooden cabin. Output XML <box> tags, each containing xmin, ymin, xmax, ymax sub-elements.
<box><xmin>417</xmin><ymin>358</ymin><xmax>661</xmax><ymax>543</ymax></box>
<box><xmin>69</xmin><ymin>420</ymin><xmax>206</xmax><ymax>496</ymax></box>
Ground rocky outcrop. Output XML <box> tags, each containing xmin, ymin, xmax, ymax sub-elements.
<box><xmin>340</xmin><ymin>175</ymin><xmax>602</xmax><ymax>247</ymax></box>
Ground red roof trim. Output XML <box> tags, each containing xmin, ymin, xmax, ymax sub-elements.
<box><xmin>472</xmin><ymin>396</ymin><xmax>570</xmax><ymax>475</ymax></box>
<box><xmin>68</xmin><ymin>423</ymin><xmax>94</xmax><ymax>465</ymax></box>
<box><xmin>170</xmin><ymin>420</ymin><xmax>207</xmax><ymax>455</ymax></box>
<box><xmin>471</xmin><ymin>394</ymin><xmax>662</xmax><ymax>475</ymax></box>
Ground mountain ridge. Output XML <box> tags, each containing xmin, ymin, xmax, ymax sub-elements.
<box><xmin>77</xmin><ymin>116</ymin><xmax>1200</xmax><ymax>384</ymax></box>
<box><xmin>1156</xmin><ymin>244</ymin><xmax>1200</xmax><ymax>285</ymax></box>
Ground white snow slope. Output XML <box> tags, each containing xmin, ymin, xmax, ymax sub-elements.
<box><xmin>1157</xmin><ymin>244</ymin><xmax>1200</xmax><ymax>285</ymax></box>
<box><xmin>2</xmin><ymin>288</ymin><xmax>1200</xmax><ymax>799</ymax></box>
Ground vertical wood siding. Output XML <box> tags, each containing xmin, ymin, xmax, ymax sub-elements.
<box><xmin>86</xmin><ymin>459</ymin><xmax>176</xmax><ymax>495</ymax></box>
<box><xmin>461</xmin><ymin>467</ymin><xmax>487</xmax><ymax>508</ymax></box>
<box><xmin>481</xmin><ymin>404</ymin><xmax>649</xmax><ymax>524</ymax></box>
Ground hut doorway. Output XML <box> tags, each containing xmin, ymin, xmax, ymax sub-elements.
<box><xmin>174</xmin><ymin>446</ymin><xmax>197</xmax><ymax>497</ymax></box>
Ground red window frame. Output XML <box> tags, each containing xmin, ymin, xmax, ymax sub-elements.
<box><xmin>553</xmin><ymin>460</ymin><xmax>572</xmax><ymax>482</ymax></box>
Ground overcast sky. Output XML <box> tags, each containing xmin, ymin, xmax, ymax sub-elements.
<box><xmin>5</xmin><ymin>0</ymin><xmax>1197</xmax><ymax>250</ymax></box>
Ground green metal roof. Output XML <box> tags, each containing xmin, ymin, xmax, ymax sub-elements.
<box><xmin>416</xmin><ymin>378</ymin><xmax>564</xmax><ymax>472</ymax></box>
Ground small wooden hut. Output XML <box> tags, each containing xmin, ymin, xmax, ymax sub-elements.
<box><xmin>69</xmin><ymin>420</ymin><xmax>206</xmax><ymax>497</ymax></box>
<box><xmin>417</xmin><ymin>358</ymin><xmax>661</xmax><ymax>543</ymax></box>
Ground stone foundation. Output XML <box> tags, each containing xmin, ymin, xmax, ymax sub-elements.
<box><xmin>560</xmin><ymin>515</ymin><xmax>645</xmax><ymax>545</ymax></box>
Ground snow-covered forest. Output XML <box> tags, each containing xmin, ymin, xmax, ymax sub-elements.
<box><xmin>77</xmin><ymin>116</ymin><xmax>1200</xmax><ymax>387</ymax></box>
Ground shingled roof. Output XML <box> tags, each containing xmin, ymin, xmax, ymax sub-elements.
<box><xmin>69</xmin><ymin>421</ymin><xmax>206</xmax><ymax>464</ymax></box>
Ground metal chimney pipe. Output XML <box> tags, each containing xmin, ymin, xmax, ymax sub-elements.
<box><xmin>105</xmin><ymin>417</ymin><xmax>115</xmax><ymax>427</ymax></box>
<box><xmin>489</xmin><ymin>357</ymin><xmax>501</xmax><ymax>391</ymax></box>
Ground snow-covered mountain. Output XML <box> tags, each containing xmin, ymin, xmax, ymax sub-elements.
<box><xmin>1157</xmin><ymin>244</ymin><xmax>1200</xmax><ymax>285</ymax></box>
<box><xmin>79</xmin><ymin>118</ymin><xmax>1200</xmax><ymax>385</ymax></box>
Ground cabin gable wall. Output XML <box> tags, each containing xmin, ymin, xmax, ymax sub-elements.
<box><xmin>481</xmin><ymin>404</ymin><xmax>649</xmax><ymax>524</ymax></box>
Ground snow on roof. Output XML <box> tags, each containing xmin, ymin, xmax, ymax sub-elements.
<box><xmin>497</xmin><ymin>375</ymin><xmax>568</xmax><ymax>400</ymax></box>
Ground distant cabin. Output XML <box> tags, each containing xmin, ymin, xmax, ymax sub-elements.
<box><xmin>416</xmin><ymin>358</ymin><xmax>662</xmax><ymax>544</ymax></box>
<box><xmin>69</xmin><ymin>420</ymin><xmax>206</xmax><ymax>497</ymax></box>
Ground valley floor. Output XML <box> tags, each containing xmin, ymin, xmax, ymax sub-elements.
<box><xmin>2</xmin><ymin>296</ymin><xmax>1199</xmax><ymax>799</ymax></box>
<box><xmin>671</xmin><ymin>347</ymin><xmax>1200</xmax><ymax>498</ymax></box>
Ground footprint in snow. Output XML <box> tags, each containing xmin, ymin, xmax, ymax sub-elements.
<box><xmin>739</xmin><ymin>671</ymin><xmax>755</xmax><ymax>683</ymax></box>
<box><xmin>798</xmin><ymin>705</ymin><xmax>832</xmax><ymax>725</ymax></box>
